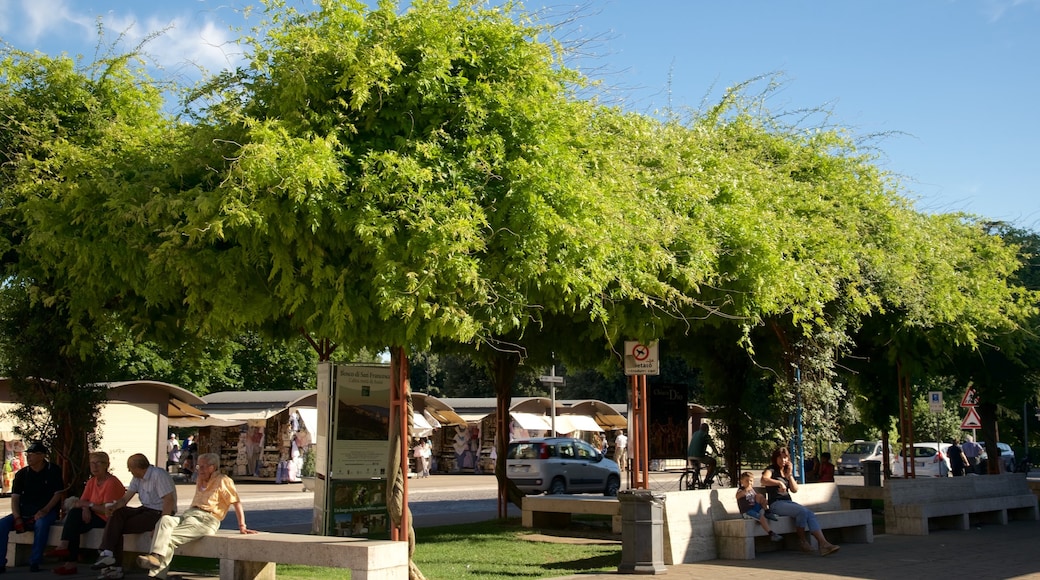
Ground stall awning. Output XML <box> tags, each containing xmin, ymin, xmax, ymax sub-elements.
<box><xmin>293</xmin><ymin>407</ymin><xmax>318</xmax><ymax>435</ymax></box>
<box><xmin>510</xmin><ymin>412</ymin><xmax>552</xmax><ymax>432</ymax></box>
<box><xmin>556</xmin><ymin>413</ymin><xmax>603</xmax><ymax>433</ymax></box>
<box><xmin>412</xmin><ymin>412</ymin><xmax>434</xmax><ymax>437</ymax></box>
<box><xmin>168</xmin><ymin>399</ymin><xmax>207</xmax><ymax>419</ymax></box>
<box><xmin>411</xmin><ymin>393</ymin><xmax>467</xmax><ymax>426</ymax></box>
<box><xmin>568</xmin><ymin>400</ymin><xmax>628</xmax><ymax>431</ymax></box>
<box><xmin>172</xmin><ymin>407</ymin><xmax>285</xmax><ymax>427</ymax></box>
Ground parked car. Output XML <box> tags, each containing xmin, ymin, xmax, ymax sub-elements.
<box><xmin>837</xmin><ymin>440</ymin><xmax>884</xmax><ymax>475</ymax></box>
<box><xmin>891</xmin><ymin>442</ymin><xmax>951</xmax><ymax>478</ymax></box>
<box><xmin>506</xmin><ymin>437</ymin><xmax>621</xmax><ymax>496</ymax></box>
<box><xmin>977</xmin><ymin>441</ymin><xmax>1016</xmax><ymax>473</ymax></box>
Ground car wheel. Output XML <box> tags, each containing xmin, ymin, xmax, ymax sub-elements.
<box><xmin>604</xmin><ymin>475</ymin><xmax>620</xmax><ymax>497</ymax></box>
<box><xmin>548</xmin><ymin>477</ymin><xmax>566</xmax><ymax>495</ymax></box>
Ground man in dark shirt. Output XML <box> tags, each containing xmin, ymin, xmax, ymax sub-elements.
<box><xmin>0</xmin><ymin>441</ymin><xmax>66</xmax><ymax>572</ymax></box>
<box><xmin>687</xmin><ymin>423</ymin><xmax>719</xmax><ymax>488</ymax></box>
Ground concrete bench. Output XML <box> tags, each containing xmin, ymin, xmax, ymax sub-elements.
<box><xmin>885</xmin><ymin>474</ymin><xmax>1038</xmax><ymax>535</ymax></box>
<box><xmin>658</xmin><ymin>483</ymin><xmax>872</xmax><ymax>564</ymax></box>
<box><xmin>711</xmin><ymin>482</ymin><xmax>873</xmax><ymax>560</ymax></box>
<box><xmin>7</xmin><ymin>525</ymin><xmax>408</xmax><ymax>580</ymax></box>
<box><xmin>521</xmin><ymin>496</ymin><xmax>621</xmax><ymax>534</ymax></box>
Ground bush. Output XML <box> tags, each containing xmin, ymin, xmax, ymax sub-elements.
<box><xmin>301</xmin><ymin>447</ymin><xmax>315</xmax><ymax>477</ymax></box>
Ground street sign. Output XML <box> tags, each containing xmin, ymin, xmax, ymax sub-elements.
<box><xmin>928</xmin><ymin>391</ymin><xmax>943</xmax><ymax>414</ymax></box>
<box><xmin>961</xmin><ymin>407</ymin><xmax>982</xmax><ymax>430</ymax></box>
<box><xmin>960</xmin><ymin>387</ymin><xmax>979</xmax><ymax>407</ymax></box>
<box><xmin>624</xmin><ymin>341</ymin><xmax>660</xmax><ymax>376</ymax></box>
<box><xmin>538</xmin><ymin>375</ymin><xmax>565</xmax><ymax>384</ymax></box>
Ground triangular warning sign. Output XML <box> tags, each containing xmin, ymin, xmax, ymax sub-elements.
<box><xmin>961</xmin><ymin>407</ymin><xmax>982</xmax><ymax>430</ymax></box>
<box><xmin>960</xmin><ymin>387</ymin><xmax>979</xmax><ymax>407</ymax></box>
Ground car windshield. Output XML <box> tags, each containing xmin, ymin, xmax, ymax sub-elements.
<box><xmin>844</xmin><ymin>443</ymin><xmax>873</xmax><ymax>454</ymax></box>
<box><xmin>507</xmin><ymin>442</ymin><xmax>542</xmax><ymax>460</ymax></box>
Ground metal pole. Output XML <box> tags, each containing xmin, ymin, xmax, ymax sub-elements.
<box><xmin>795</xmin><ymin>367</ymin><xmax>804</xmax><ymax>484</ymax></box>
<box><xmin>1024</xmin><ymin>400</ymin><xmax>1029</xmax><ymax>466</ymax></box>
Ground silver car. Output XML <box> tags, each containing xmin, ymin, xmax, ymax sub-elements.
<box><xmin>507</xmin><ymin>437</ymin><xmax>621</xmax><ymax>496</ymax></box>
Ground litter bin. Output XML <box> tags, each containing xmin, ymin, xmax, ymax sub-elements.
<box><xmin>862</xmin><ymin>459</ymin><xmax>882</xmax><ymax>487</ymax></box>
<box><xmin>617</xmin><ymin>489</ymin><xmax>667</xmax><ymax>574</ymax></box>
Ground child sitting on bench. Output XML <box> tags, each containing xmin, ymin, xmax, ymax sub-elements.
<box><xmin>736</xmin><ymin>471</ymin><xmax>783</xmax><ymax>542</ymax></box>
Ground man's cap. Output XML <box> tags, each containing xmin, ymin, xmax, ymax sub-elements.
<box><xmin>26</xmin><ymin>441</ymin><xmax>48</xmax><ymax>454</ymax></box>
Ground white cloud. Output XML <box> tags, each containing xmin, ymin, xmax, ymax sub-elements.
<box><xmin>102</xmin><ymin>13</ymin><xmax>245</xmax><ymax>76</ymax></box>
<box><xmin>982</xmin><ymin>0</ymin><xmax>1040</xmax><ymax>22</ymax></box>
<box><xmin>6</xmin><ymin>0</ymin><xmax>244</xmax><ymax>79</ymax></box>
<box><xmin>18</xmin><ymin>0</ymin><xmax>95</xmax><ymax>44</ymax></box>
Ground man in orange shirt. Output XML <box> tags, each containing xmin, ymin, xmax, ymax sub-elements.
<box><xmin>136</xmin><ymin>453</ymin><xmax>257</xmax><ymax>578</ymax></box>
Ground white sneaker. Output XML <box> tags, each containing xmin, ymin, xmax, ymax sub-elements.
<box><xmin>98</xmin><ymin>566</ymin><xmax>124</xmax><ymax>579</ymax></box>
<box><xmin>770</xmin><ymin>531</ymin><xmax>784</xmax><ymax>542</ymax></box>
<box><xmin>91</xmin><ymin>555</ymin><xmax>116</xmax><ymax>570</ymax></box>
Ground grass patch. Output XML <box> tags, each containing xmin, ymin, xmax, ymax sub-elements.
<box><xmin>174</xmin><ymin>519</ymin><xmax>621</xmax><ymax>580</ymax></box>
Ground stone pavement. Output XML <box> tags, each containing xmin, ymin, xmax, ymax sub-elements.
<box><xmin>548</xmin><ymin>519</ymin><xmax>1040</xmax><ymax>580</ymax></box>
<box><xmin>3</xmin><ymin>476</ymin><xmax>1039</xmax><ymax>579</ymax></box>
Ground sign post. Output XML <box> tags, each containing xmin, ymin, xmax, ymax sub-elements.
<box><xmin>624</xmin><ymin>341</ymin><xmax>660</xmax><ymax>489</ymax></box>
<box><xmin>960</xmin><ymin>387</ymin><xmax>980</xmax><ymax>434</ymax></box>
<box><xmin>539</xmin><ymin>364</ymin><xmax>565</xmax><ymax>436</ymax></box>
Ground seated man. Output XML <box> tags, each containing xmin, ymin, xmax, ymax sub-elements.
<box><xmin>687</xmin><ymin>423</ymin><xmax>719</xmax><ymax>488</ymax></box>
<box><xmin>137</xmin><ymin>453</ymin><xmax>257</xmax><ymax>579</ymax></box>
<box><xmin>0</xmin><ymin>441</ymin><xmax>65</xmax><ymax>573</ymax></box>
<box><xmin>91</xmin><ymin>454</ymin><xmax>177</xmax><ymax>580</ymax></box>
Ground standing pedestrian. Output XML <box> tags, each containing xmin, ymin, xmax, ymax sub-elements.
<box><xmin>962</xmin><ymin>435</ymin><xmax>982</xmax><ymax>474</ymax></box>
<box><xmin>949</xmin><ymin>440</ymin><xmax>969</xmax><ymax>476</ymax></box>
<box><xmin>614</xmin><ymin>430</ymin><xmax>628</xmax><ymax>472</ymax></box>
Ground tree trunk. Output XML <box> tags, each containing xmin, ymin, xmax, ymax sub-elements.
<box><xmin>489</xmin><ymin>351</ymin><xmax>526</xmax><ymax>510</ymax></box>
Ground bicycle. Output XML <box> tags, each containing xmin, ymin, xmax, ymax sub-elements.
<box><xmin>679</xmin><ymin>459</ymin><xmax>727</xmax><ymax>490</ymax></box>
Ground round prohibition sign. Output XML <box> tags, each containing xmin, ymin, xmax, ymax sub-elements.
<box><xmin>631</xmin><ymin>343</ymin><xmax>651</xmax><ymax>361</ymax></box>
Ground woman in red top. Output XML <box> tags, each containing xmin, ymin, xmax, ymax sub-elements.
<box><xmin>51</xmin><ymin>452</ymin><xmax>126</xmax><ymax>575</ymax></box>
<box><xmin>817</xmin><ymin>452</ymin><xmax>835</xmax><ymax>482</ymax></box>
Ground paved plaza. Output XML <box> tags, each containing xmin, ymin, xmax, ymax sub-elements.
<box><xmin>2</xmin><ymin>475</ymin><xmax>1038</xmax><ymax>580</ymax></box>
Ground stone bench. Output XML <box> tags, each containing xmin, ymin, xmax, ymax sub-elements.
<box><xmin>521</xmin><ymin>496</ymin><xmax>622</xmax><ymax>534</ymax></box>
<box><xmin>660</xmin><ymin>482</ymin><xmax>872</xmax><ymax>564</ymax></box>
<box><xmin>885</xmin><ymin>474</ymin><xmax>1038</xmax><ymax>535</ymax></box>
<box><xmin>711</xmin><ymin>482</ymin><xmax>873</xmax><ymax>560</ymax></box>
<box><xmin>7</xmin><ymin>525</ymin><xmax>408</xmax><ymax>580</ymax></box>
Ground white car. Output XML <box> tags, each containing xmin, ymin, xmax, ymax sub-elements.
<box><xmin>891</xmin><ymin>442</ymin><xmax>951</xmax><ymax>478</ymax></box>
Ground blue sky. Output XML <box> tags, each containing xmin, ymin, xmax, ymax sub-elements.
<box><xmin>2</xmin><ymin>0</ymin><xmax>1037</xmax><ymax>228</ymax></box>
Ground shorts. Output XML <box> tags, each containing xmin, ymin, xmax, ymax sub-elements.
<box><xmin>743</xmin><ymin>503</ymin><xmax>763</xmax><ymax>519</ymax></box>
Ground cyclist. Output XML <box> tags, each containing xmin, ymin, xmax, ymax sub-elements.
<box><xmin>687</xmin><ymin>423</ymin><xmax>719</xmax><ymax>488</ymax></box>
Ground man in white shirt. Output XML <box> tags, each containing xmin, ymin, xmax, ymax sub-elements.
<box><xmin>91</xmin><ymin>454</ymin><xmax>177</xmax><ymax>579</ymax></box>
<box><xmin>614</xmin><ymin>431</ymin><xmax>629</xmax><ymax>471</ymax></box>
<box><xmin>962</xmin><ymin>435</ymin><xmax>982</xmax><ymax>473</ymax></box>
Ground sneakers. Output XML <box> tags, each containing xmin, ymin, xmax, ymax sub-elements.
<box><xmin>765</xmin><ymin>510</ymin><xmax>779</xmax><ymax>521</ymax></box>
<box><xmin>97</xmin><ymin>567</ymin><xmax>123</xmax><ymax>579</ymax></box>
<box><xmin>820</xmin><ymin>544</ymin><xmax>841</xmax><ymax>557</ymax></box>
<box><xmin>91</xmin><ymin>554</ymin><xmax>116</xmax><ymax>570</ymax></box>
<box><xmin>136</xmin><ymin>554</ymin><xmax>161</xmax><ymax>571</ymax></box>
<box><xmin>769</xmin><ymin>531</ymin><xmax>784</xmax><ymax>542</ymax></box>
